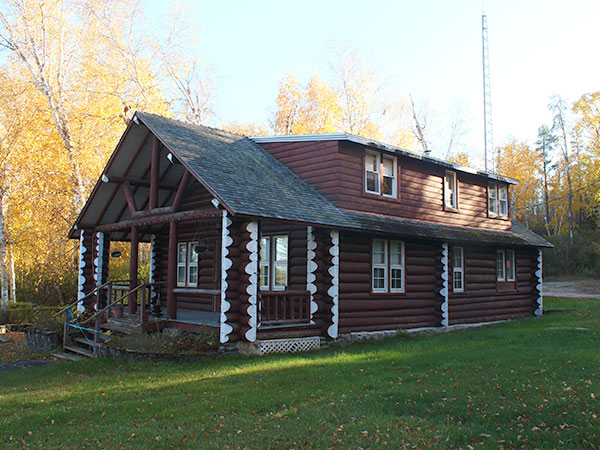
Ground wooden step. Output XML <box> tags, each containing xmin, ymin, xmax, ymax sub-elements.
<box><xmin>64</xmin><ymin>345</ymin><xmax>95</xmax><ymax>358</ymax></box>
<box><xmin>101</xmin><ymin>322</ymin><xmax>141</xmax><ymax>335</ymax></box>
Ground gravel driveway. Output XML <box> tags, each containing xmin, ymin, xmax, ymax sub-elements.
<box><xmin>544</xmin><ymin>281</ymin><xmax>600</xmax><ymax>298</ymax></box>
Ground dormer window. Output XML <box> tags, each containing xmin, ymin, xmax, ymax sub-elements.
<box><xmin>444</xmin><ymin>171</ymin><xmax>458</xmax><ymax>209</ymax></box>
<box><xmin>365</xmin><ymin>151</ymin><xmax>397</xmax><ymax>198</ymax></box>
<box><xmin>488</xmin><ymin>183</ymin><xmax>509</xmax><ymax>217</ymax></box>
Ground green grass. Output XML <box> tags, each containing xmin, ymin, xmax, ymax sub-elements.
<box><xmin>1</xmin><ymin>297</ymin><xmax>599</xmax><ymax>449</ymax></box>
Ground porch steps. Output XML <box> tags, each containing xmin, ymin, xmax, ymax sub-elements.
<box><xmin>64</xmin><ymin>345</ymin><xmax>95</xmax><ymax>358</ymax></box>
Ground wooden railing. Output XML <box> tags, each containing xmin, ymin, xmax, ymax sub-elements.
<box><xmin>259</xmin><ymin>290</ymin><xmax>311</xmax><ymax>326</ymax></box>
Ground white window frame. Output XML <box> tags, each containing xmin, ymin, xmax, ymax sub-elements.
<box><xmin>372</xmin><ymin>239</ymin><xmax>405</xmax><ymax>293</ymax></box>
<box><xmin>505</xmin><ymin>249</ymin><xmax>515</xmax><ymax>281</ymax></box>
<box><xmin>372</xmin><ymin>239</ymin><xmax>387</xmax><ymax>292</ymax></box>
<box><xmin>382</xmin><ymin>155</ymin><xmax>397</xmax><ymax>198</ymax></box>
<box><xmin>445</xmin><ymin>171</ymin><xmax>458</xmax><ymax>209</ymax></box>
<box><xmin>177</xmin><ymin>243</ymin><xmax>187</xmax><ymax>287</ymax></box>
<box><xmin>496</xmin><ymin>250</ymin><xmax>506</xmax><ymax>281</ymax></box>
<box><xmin>187</xmin><ymin>241</ymin><xmax>199</xmax><ymax>287</ymax></box>
<box><xmin>498</xmin><ymin>185</ymin><xmax>508</xmax><ymax>217</ymax></box>
<box><xmin>488</xmin><ymin>183</ymin><xmax>498</xmax><ymax>215</ymax></box>
<box><xmin>389</xmin><ymin>240</ymin><xmax>405</xmax><ymax>293</ymax></box>
<box><xmin>259</xmin><ymin>235</ymin><xmax>288</xmax><ymax>291</ymax></box>
<box><xmin>365</xmin><ymin>151</ymin><xmax>381</xmax><ymax>195</ymax></box>
<box><xmin>452</xmin><ymin>246</ymin><xmax>464</xmax><ymax>293</ymax></box>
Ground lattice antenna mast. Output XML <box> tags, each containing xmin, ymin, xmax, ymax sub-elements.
<box><xmin>482</xmin><ymin>13</ymin><xmax>494</xmax><ymax>172</ymax></box>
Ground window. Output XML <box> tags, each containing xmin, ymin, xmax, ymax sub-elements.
<box><xmin>365</xmin><ymin>151</ymin><xmax>397</xmax><ymax>198</ymax></box>
<box><xmin>498</xmin><ymin>185</ymin><xmax>508</xmax><ymax>216</ymax></box>
<box><xmin>177</xmin><ymin>241</ymin><xmax>199</xmax><ymax>287</ymax></box>
<box><xmin>452</xmin><ymin>246</ymin><xmax>464</xmax><ymax>292</ymax></box>
<box><xmin>372</xmin><ymin>239</ymin><xmax>404</xmax><ymax>293</ymax></box>
<box><xmin>445</xmin><ymin>171</ymin><xmax>458</xmax><ymax>209</ymax></box>
<box><xmin>260</xmin><ymin>235</ymin><xmax>288</xmax><ymax>291</ymax></box>
<box><xmin>489</xmin><ymin>183</ymin><xmax>509</xmax><ymax>217</ymax></box>
<box><xmin>496</xmin><ymin>249</ymin><xmax>515</xmax><ymax>282</ymax></box>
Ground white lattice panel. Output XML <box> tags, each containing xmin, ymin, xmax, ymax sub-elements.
<box><xmin>260</xmin><ymin>337</ymin><xmax>320</xmax><ymax>354</ymax></box>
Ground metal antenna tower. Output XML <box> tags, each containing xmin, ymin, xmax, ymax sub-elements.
<box><xmin>482</xmin><ymin>13</ymin><xmax>494</xmax><ymax>172</ymax></box>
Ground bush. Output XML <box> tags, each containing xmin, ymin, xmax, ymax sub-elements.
<box><xmin>1</xmin><ymin>304</ymin><xmax>60</xmax><ymax>325</ymax></box>
<box><xmin>544</xmin><ymin>229</ymin><xmax>600</xmax><ymax>278</ymax></box>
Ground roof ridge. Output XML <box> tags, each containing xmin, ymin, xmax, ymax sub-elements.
<box><xmin>135</xmin><ymin>111</ymin><xmax>247</xmax><ymax>140</ymax></box>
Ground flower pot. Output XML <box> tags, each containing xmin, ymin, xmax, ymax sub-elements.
<box><xmin>111</xmin><ymin>306</ymin><xmax>124</xmax><ymax>319</ymax></box>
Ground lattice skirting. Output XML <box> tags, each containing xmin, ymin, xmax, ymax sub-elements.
<box><xmin>259</xmin><ymin>337</ymin><xmax>320</xmax><ymax>355</ymax></box>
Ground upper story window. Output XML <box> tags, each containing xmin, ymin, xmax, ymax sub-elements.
<box><xmin>452</xmin><ymin>246</ymin><xmax>464</xmax><ymax>292</ymax></box>
<box><xmin>496</xmin><ymin>249</ymin><xmax>515</xmax><ymax>282</ymax></box>
<box><xmin>260</xmin><ymin>235</ymin><xmax>288</xmax><ymax>291</ymax></box>
<box><xmin>365</xmin><ymin>151</ymin><xmax>397</xmax><ymax>198</ymax></box>
<box><xmin>488</xmin><ymin>183</ymin><xmax>509</xmax><ymax>217</ymax></box>
<box><xmin>177</xmin><ymin>241</ymin><xmax>199</xmax><ymax>287</ymax></box>
<box><xmin>444</xmin><ymin>171</ymin><xmax>458</xmax><ymax>209</ymax></box>
<box><xmin>372</xmin><ymin>239</ymin><xmax>404</xmax><ymax>293</ymax></box>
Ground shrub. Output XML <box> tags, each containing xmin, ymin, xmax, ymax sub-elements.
<box><xmin>1</xmin><ymin>304</ymin><xmax>60</xmax><ymax>325</ymax></box>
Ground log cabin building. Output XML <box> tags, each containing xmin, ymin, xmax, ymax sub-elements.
<box><xmin>69</xmin><ymin>112</ymin><xmax>551</xmax><ymax>354</ymax></box>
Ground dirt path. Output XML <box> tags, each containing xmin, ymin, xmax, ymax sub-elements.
<box><xmin>544</xmin><ymin>281</ymin><xmax>600</xmax><ymax>298</ymax></box>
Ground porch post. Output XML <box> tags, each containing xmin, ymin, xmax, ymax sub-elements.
<box><xmin>149</xmin><ymin>235</ymin><xmax>159</xmax><ymax>309</ymax></box>
<box><xmin>167</xmin><ymin>220</ymin><xmax>177</xmax><ymax>319</ymax></box>
<box><xmin>129</xmin><ymin>226</ymin><xmax>138</xmax><ymax>314</ymax></box>
<box><xmin>149</xmin><ymin>136</ymin><xmax>160</xmax><ymax>210</ymax></box>
<box><xmin>440</xmin><ymin>243</ymin><xmax>449</xmax><ymax>327</ymax></box>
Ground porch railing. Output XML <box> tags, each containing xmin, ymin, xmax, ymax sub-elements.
<box><xmin>259</xmin><ymin>290</ymin><xmax>311</xmax><ymax>326</ymax></box>
<box><xmin>54</xmin><ymin>280</ymin><xmax>165</xmax><ymax>356</ymax></box>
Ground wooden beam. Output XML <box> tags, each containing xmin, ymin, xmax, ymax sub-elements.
<box><xmin>172</xmin><ymin>171</ymin><xmax>190</xmax><ymax>212</ymax></box>
<box><xmin>95</xmin><ymin>208</ymin><xmax>223</xmax><ymax>232</ymax></box>
<box><xmin>122</xmin><ymin>181</ymin><xmax>138</xmax><ymax>214</ymax></box>
<box><xmin>167</xmin><ymin>221</ymin><xmax>177</xmax><ymax>319</ymax></box>
<box><xmin>132</xmin><ymin>206</ymin><xmax>173</xmax><ymax>218</ymax></box>
<box><xmin>150</xmin><ymin>136</ymin><xmax>160</xmax><ymax>210</ymax></box>
<box><xmin>129</xmin><ymin>226</ymin><xmax>139</xmax><ymax>314</ymax></box>
<box><xmin>105</xmin><ymin>175</ymin><xmax>178</xmax><ymax>191</ymax></box>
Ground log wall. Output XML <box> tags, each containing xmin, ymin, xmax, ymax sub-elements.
<box><xmin>337</xmin><ymin>142</ymin><xmax>511</xmax><ymax>231</ymax></box>
<box><xmin>448</xmin><ymin>246</ymin><xmax>537</xmax><ymax>324</ymax></box>
<box><xmin>338</xmin><ymin>232</ymin><xmax>443</xmax><ymax>333</ymax></box>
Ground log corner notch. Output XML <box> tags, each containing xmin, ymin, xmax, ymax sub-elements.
<box><xmin>440</xmin><ymin>242</ymin><xmax>449</xmax><ymax>327</ymax></box>
<box><xmin>327</xmin><ymin>230</ymin><xmax>340</xmax><ymax>339</ymax></box>
<box><xmin>534</xmin><ymin>249</ymin><xmax>543</xmax><ymax>316</ymax></box>
<box><xmin>219</xmin><ymin>211</ymin><xmax>234</xmax><ymax>344</ymax></box>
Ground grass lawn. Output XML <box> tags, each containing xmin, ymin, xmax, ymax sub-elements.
<box><xmin>1</xmin><ymin>297</ymin><xmax>599</xmax><ymax>449</ymax></box>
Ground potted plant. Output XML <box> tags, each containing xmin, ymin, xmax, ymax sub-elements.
<box><xmin>111</xmin><ymin>304</ymin><xmax>124</xmax><ymax>318</ymax></box>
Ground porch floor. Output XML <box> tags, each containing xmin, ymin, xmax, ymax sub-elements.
<box><xmin>171</xmin><ymin>309</ymin><xmax>219</xmax><ymax>327</ymax></box>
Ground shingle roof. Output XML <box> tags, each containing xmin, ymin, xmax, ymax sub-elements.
<box><xmin>134</xmin><ymin>112</ymin><xmax>552</xmax><ymax>248</ymax></box>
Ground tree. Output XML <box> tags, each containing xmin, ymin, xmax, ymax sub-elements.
<box><xmin>549</xmin><ymin>95</ymin><xmax>574</xmax><ymax>244</ymax></box>
<box><xmin>536</xmin><ymin>125</ymin><xmax>556</xmax><ymax>236</ymax></box>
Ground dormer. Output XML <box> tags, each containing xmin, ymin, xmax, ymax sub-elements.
<box><xmin>252</xmin><ymin>133</ymin><xmax>517</xmax><ymax>232</ymax></box>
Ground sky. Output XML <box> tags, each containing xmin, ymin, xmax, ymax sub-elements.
<box><xmin>152</xmin><ymin>0</ymin><xmax>600</xmax><ymax>167</ymax></box>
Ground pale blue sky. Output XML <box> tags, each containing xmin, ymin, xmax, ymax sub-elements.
<box><xmin>153</xmin><ymin>0</ymin><xmax>600</xmax><ymax>164</ymax></box>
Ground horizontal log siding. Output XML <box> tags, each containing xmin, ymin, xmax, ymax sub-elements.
<box><xmin>157</xmin><ymin>218</ymin><xmax>220</xmax><ymax>312</ymax></box>
<box><xmin>258</xmin><ymin>141</ymin><xmax>340</xmax><ymax>202</ymax></box>
<box><xmin>338</xmin><ymin>232</ymin><xmax>443</xmax><ymax>333</ymax></box>
<box><xmin>448</xmin><ymin>246</ymin><xmax>537</xmax><ymax>324</ymax></box>
<box><xmin>261</xmin><ymin>221</ymin><xmax>307</xmax><ymax>291</ymax></box>
<box><xmin>337</xmin><ymin>141</ymin><xmax>511</xmax><ymax>232</ymax></box>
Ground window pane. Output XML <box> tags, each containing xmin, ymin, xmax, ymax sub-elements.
<box><xmin>260</xmin><ymin>265</ymin><xmax>269</xmax><ymax>288</ymax></box>
<box><xmin>178</xmin><ymin>243</ymin><xmax>187</xmax><ymax>264</ymax></box>
<box><xmin>177</xmin><ymin>267</ymin><xmax>186</xmax><ymax>285</ymax></box>
<box><xmin>366</xmin><ymin>153</ymin><xmax>378</xmax><ymax>171</ymax></box>
<box><xmin>498</xmin><ymin>185</ymin><xmax>507</xmax><ymax>201</ymax></box>
<box><xmin>453</xmin><ymin>247</ymin><xmax>463</xmax><ymax>268</ymax></box>
<box><xmin>274</xmin><ymin>265</ymin><xmax>287</xmax><ymax>288</ymax></box>
<box><xmin>382</xmin><ymin>175</ymin><xmax>394</xmax><ymax>195</ymax></box>
<box><xmin>260</xmin><ymin>237</ymin><xmax>269</xmax><ymax>261</ymax></box>
<box><xmin>373</xmin><ymin>267</ymin><xmax>385</xmax><ymax>289</ymax></box>
<box><xmin>382</xmin><ymin>157</ymin><xmax>394</xmax><ymax>176</ymax></box>
<box><xmin>445</xmin><ymin>173</ymin><xmax>456</xmax><ymax>207</ymax></box>
<box><xmin>274</xmin><ymin>236</ymin><xmax>288</xmax><ymax>261</ymax></box>
<box><xmin>390</xmin><ymin>241</ymin><xmax>402</xmax><ymax>265</ymax></box>
<box><xmin>366</xmin><ymin>171</ymin><xmax>379</xmax><ymax>193</ymax></box>
<box><xmin>373</xmin><ymin>240</ymin><xmax>385</xmax><ymax>264</ymax></box>
<box><xmin>188</xmin><ymin>266</ymin><xmax>198</xmax><ymax>285</ymax></box>
<box><xmin>453</xmin><ymin>271</ymin><xmax>463</xmax><ymax>290</ymax></box>
<box><xmin>506</xmin><ymin>250</ymin><xmax>515</xmax><ymax>280</ymax></box>
<box><xmin>391</xmin><ymin>268</ymin><xmax>403</xmax><ymax>290</ymax></box>
<box><xmin>489</xmin><ymin>185</ymin><xmax>497</xmax><ymax>213</ymax></box>
<box><xmin>189</xmin><ymin>242</ymin><xmax>199</xmax><ymax>263</ymax></box>
<box><xmin>496</xmin><ymin>251</ymin><xmax>505</xmax><ymax>280</ymax></box>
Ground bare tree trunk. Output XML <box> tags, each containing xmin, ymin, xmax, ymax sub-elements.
<box><xmin>9</xmin><ymin>245</ymin><xmax>15</xmax><ymax>304</ymax></box>
<box><xmin>0</xmin><ymin>190</ymin><xmax>8</xmax><ymax>313</ymax></box>
<box><xmin>410</xmin><ymin>95</ymin><xmax>428</xmax><ymax>153</ymax></box>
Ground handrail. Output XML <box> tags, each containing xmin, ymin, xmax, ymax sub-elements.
<box><xmin>81</xmin><ymin>281</ymin><xmax>165</xmax><ymax>325</ymax></box>
<box><xmin>53</xmin><ymin>280</ymin><xmax>114</xmax><ymax>317</ymax></box>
